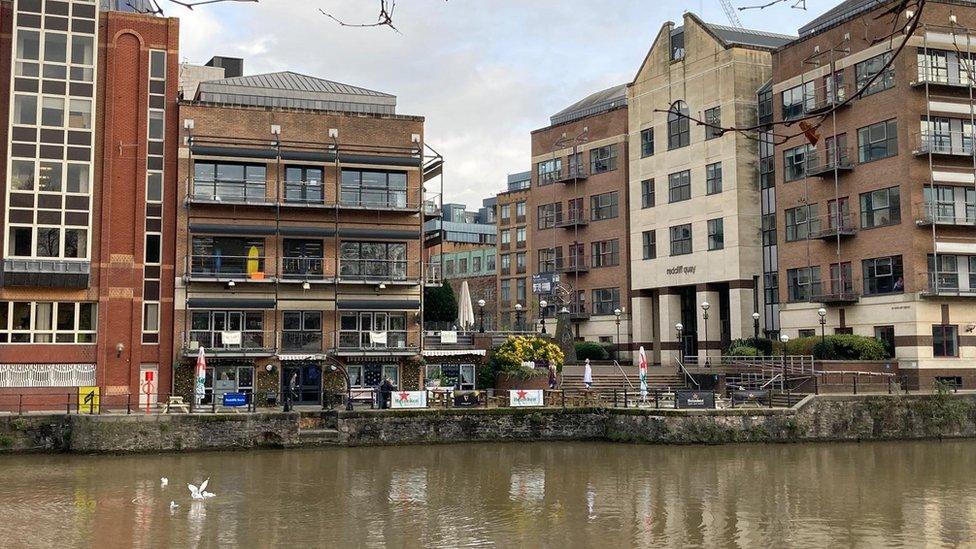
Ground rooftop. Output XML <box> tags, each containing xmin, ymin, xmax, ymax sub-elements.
<box><xmin>798</xmin><ymin>0</ymin><xmax>885</xmax><ymax>37</ymax></box>
<box><xmin>549</xmin><ymin>83</ymin><xmax>628</xmax><ymax>126</ymax></box>
<box><xmin>195</xmin><ymin>71</ymin><xmax>397</xmax><ymax>115</ymax></box>
<box><xmin>703</xmin><ymin>22</ymin><xmax>795</xmax><ymax>49</ymax></box>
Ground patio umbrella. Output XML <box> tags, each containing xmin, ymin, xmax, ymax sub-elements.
<box><xmin>458</xmin><ymin>280</ymin><xmax>475</xmax><ymax>330</ymax></box>
<box><xmin>194</xmin><ymin>346</ymin><xmax>207</xmax><ymax>406</ymax></box>
<box><xmin>639</xmin><ymin>346</ymin><xmax>648</xmax><ymax>400</ymax></box>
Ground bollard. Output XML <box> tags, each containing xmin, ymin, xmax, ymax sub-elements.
<box><xmin>212</xmin><ymin>397</ymin><xmax>216</xmax><ymax>414</ymax></box>
<box><xmin>561</xmin><ymin>390</ymin><xmax>566</xmax><ymax>409</ymax></box>
<box><xmin>815</xmin><ymin>375</ymin><xmax>819</xmax><ymax>395</ymax></box>
<box><xmin>67</xmin><ymin>394</ymin><xmax>71</xmax><ymax>415</ymax></box>
<box><xmin>613</xmin><ymin>389</ymin><xmax>618</xmax><ymax>408</ymax></box>
<box><xmin>624</xmin><ymin>389</ymin><xmax>628</xmax><ymax>408</ymax></box>
<box><xmin>127</xmin><ymin>394</ymin><xmax>131</xmax><ymax>415</ymax></box>
<box><xmin>655</xmin><ymin>389</ymin><xmax>659</xmax><ymax>410</ymax></box>
<box><xmin>18</xmin><ymin>394</ymin><xmax>23</xmax><ymax>416</ymax></box>
<box><xmin>853</xmin><ymin>374</ymin><xmax>858</xmax><ymax>395</ymax></box>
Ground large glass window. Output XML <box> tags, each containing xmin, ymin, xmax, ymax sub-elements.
<box><xmin>341</xmin><ymin>170</ymin><xmax>408</xmax><ymax>208</ymax></box>
<box><xmin>785</xmin><ymin>204</ymin><xmax>820</xmax><ymax>241</ymax></box>
<box><xmin>933</xmin><ymin>325</ymin><xmax>959</xmax><ymax>357</ymax></box>
<box><xmin>340</xmin><ymin>241</ymin><xmax>408</xmax><ymax>280</ymax></box>
<box><xmin>707</xmin><ymin>218</ymin><xmax>724</xmax><ymax>251</ymax></box>
<box><xmin>13</xmin><ymin>94</ymin><xmax>37</xmax><ymax>125</ymax></box>
<box><xmin>0</xmin><ymin>302</ymin><xmax>96</xmax><ymax>344</ymax></box>
<box><xmin>667</xmin><ymin>101</ymin><xmax>690</xmax><ymax>149</ymax></box>
<box><xmin>537</xmin><ymin>203</ymin><xmax>561</xmax><ymax>229</ymax></box>
<box><xmin>858</xmin><ymin>119</ymin><xmax>898</xmax><ymax>163</ymax></box>
<box><xmin>706</xmin><ymin>162</ymin><xmax>722</xmax><ymax>195</ymax></box>
<box><xmin>781</xmin><ymin>82</ymin><xmax>814</xmax><ymax>120</ymax></box>
<box><xmin>668</xmin><ymin>170</ymin><xmax>691</xmax><ymax>203</ymax></box>
<box><xmin>590</xmin><ymin>192</ymin><xmax>618</xmax><ymax>220</ymax></box>
<box><xmin>282</xmin><ymin>311</ymin><xmax>323</xmax><ymax>352</ymax></box>
<box><xmin>640</xmin><ymin>128</ymin><xmax>655</xmax><ymax>157</ymax></box>
<box><xmin>855</xmin><ymin>52</ymin><xmax>895</xmax><ymax>96</ymax></box>
<box><xmin>190</xmin><ymin>236</ymin><xmax>266</xmax><ymax>277</ymax></box>
<box><xmin>193</xmin><ymin>162</ymin><xmax>267</xmax><ymax>202</ymax></box>
<box><xmin>591</xmin><ymin>240</ymin><xmax>619</xmax><ymax>268</ymax></box>
<box><xmin>787</xmin><ymin>267</ymin><xmax>822</xmax><ymax>302</ymax></box>
<box><xmin>670</xmin><ymin>224</ymin><xmax>692</xmax><ymax>256</ymax></box>
<box><xmin>860</xmin><ymin>186</ymin><xmax>901</xmax><ymax>228</ymax></box>
<box><xmin>641</xmin><ymin>179</ymin><xmax>655</xmax><ymax>208</ymax></box>
<box><xmin>923</xmin><ymin>186</ymin><xmax>957</xmax><ymax>223</ymax></box>
<box><xmin>784</xmin><ymin>145</ymin><xmax>813</xmax><ymax>181</ymax></box>
<box><xmin>589</xmin><ymin>145</ymin><xmax>618</xmax><ymax>174</ymax></box>
<box><xmin>537</xmin><ymin>159</ymin><xmax>561</xmax><ymax>185</ymax></box>
<box><xmin>284</xmin><ymin>166</ymin><xmax>324</xmax><ymax>203</ymax></box>
<box><xmin>592</xmin><ymin>288</ymin><xmax>620</xmax><ymax>316</ymax></box>
<box><xmin>863</xmin><ymin>256</ymin><xmax>904</xmax><ymax>295</ymax></box>
<box><xmin>189</xmin><ymin>310</ymin><xmax>265</xmax><ymax>350</ymax></box>
<box><xmin>282</xmin><ymin>239</ymin><xmax>325</xmax><ymax>279</ymax></box>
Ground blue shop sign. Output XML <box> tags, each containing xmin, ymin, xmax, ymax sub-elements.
<box><xmin>223</xmin><ymin>393</ymin><xmax>248</xmax><ymax>407</ymax></box>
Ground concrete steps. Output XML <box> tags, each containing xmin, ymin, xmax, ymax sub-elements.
<box><xmin>561</xmin><ymin>367</ymin><xmax>686</xmax><ymax>393</ymax></box>
<box><xmin>298</xmin><ymin>428</ymin><xmax>340</xmax><ymax>446</ymax></box>
<box><xmin>770</xmin><ymin>392</ymin><xmax>807</xmax><ymax>408</ymax></box>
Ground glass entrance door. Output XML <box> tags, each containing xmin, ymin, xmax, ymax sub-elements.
<box><xmin>281</xmin><ymin>363</ymin><xmax>322</xmax><ymax>404</ymax></box>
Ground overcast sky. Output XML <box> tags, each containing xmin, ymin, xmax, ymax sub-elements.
<box><xmin>176</xmin><ymin>0</ymin><xmax>834</xmax><ymax>210</ymax></box>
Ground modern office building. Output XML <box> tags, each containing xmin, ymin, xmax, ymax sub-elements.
<box><xmin>529</xmin><ymin>84</ymin><xmax>632</xmax><ymax>353</ymax></box>
<box><xmin>628</xmin><ymin>13</ymin><xmax>792</xmax><ymax>366</ymax></box>
<box><xmin>175</xmin><ymin>68</ymin><xmax>442</xmax><ymax>404</ymax></box>
<box><xmin>0</xmin><ymin>0</ymin><xmax>179</xmax><ymax>405</ymax></box>
<box><xmin>772</xmin><ymin>0</ymin><xmax>976</xmax><ymax>387</ymax></box>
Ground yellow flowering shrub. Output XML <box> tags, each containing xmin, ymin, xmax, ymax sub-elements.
<box><xmin>493</xmin><ymin>336</ymin><xmax>565</xmax><ymax>377</ymax></box>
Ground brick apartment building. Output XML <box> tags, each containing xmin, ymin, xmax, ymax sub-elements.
<box><xmin>628</xmin><ymin>13</ymin><xmax>791</xmax><ymax>367</ymax></box>
<box><xmin>176</xmin><ymin>69</ymin><xmax>442</xmax><ymax>404</ymax></box>
<box><xmin>772</xmin><ymin>0</ymin><xmax>976</xmax><ymax>388</ymax></box>
<box><xmin>0</xmin><ymin>0</ymin><xmax>178</xmax><ymax>406</ymax></box>
<box><xmin>495</xmin><ymin>171</ymin><xmax>532</xmax><ymax>330</ymax></box>
<box><xmin>529</xmin><ymin>86</ymin><xmax>632</xmax><ymax>356</ymax></box>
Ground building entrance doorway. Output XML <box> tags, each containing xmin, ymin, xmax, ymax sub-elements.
<box><xmin>281</xmin><ymin>362</ymin><xmax>322</xmax><ymax>404</ymax></box>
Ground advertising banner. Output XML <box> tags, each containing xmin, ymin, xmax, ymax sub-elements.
<box><xmin>675</xmin><ymin>390</ymin><xmax>715</xmax><ymax>409</ymax></box>
<box><xmin>391</xmin><ymin>391</ymin><xmax>428</xmax><ymax>409</ymax></box>
<box><xmin>222</xmin><ymin>393</ymin><xmax>248</xmax><ymax>407</ymax></box>
<box><xmin>732</xmin><ymin>390</ymin><xmax>769</xmax><ymax>406</ymax></box>
<box><xmin>453</xmin><ymin>391</ymin><xmax>481</xmax><ymax>408</ymax></box>
<box><xmin>509</xmin><ymin>389</ymin><xmax>544</xmax><ymax>407</ymax></box>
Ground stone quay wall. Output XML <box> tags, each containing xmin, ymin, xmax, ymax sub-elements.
<box><xmin>3</xmin><ymin>393</ymin><xmax>976</xmax><ymax>454</ymax></box>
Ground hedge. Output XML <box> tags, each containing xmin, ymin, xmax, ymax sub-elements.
<box><xmin>785</xmin><ymin>334</ymin><xmax>890</xmax><ymax>360</ymax></box>
<box><xmin>576</xmin><ymin>341</ymin><xmax>609</xmax><ymax>361</ymax></box>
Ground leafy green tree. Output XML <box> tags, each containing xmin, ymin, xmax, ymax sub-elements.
<box><xmin>424</xmin><ymin>283</ymin><xmax>458</xmax><ymax>324</ymax></box>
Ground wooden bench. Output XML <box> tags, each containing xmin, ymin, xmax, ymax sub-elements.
<box><xmin>162</xmin><ymin>396</ymin><xmax>190</xmax><ymax>414</ymax></box>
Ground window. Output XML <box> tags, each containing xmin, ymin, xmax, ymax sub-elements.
<box><xmin>668</xmin><ymin>170</ymin><xmax>691</xmax><ymax>203</ymax></box>
<box><xmin>784</xmin><ymin>145</ymin><xmax>812</xmax><ymax>181</ymax></box>
<box><xmin>704</xmin><ymin>107</ymin><xmax>722</xmax><ymax>139</ymax></box>
<box><xmin>855</xmin><ymin>52</ymin><xmax>894</xmax><ymax>96</ymax></box>
<box><xmin>671</xmin><ymin>30</ymin><xmax>685</xmax><ymax>60</ymax></box>
<box><xmin>284</xmin><ymin>166</ymin><xmax>324</xmax><ymax>203</ymax></box>
<box><xmin>590</xmin><ymin>192</ymin><xmax>618</xmax><ymax>220</ymax></box>
<box><xmin>282</xmin><ymin>311</ymin><xmax>323</xmax><ymax>351</ymax></box>
<box><xmin>764</xmin><ymin>272</ymin><xmax>779</xmax><ymax>305</ymax></box>
<box><xmin>707</xmin><ymin>218</ymin><xmax>724</xmax><ymax>250</ymax></box>
<box><xmin>642</xmin><ymin>230</ymin><xmax>656</xmax><ymax>260</ymax></box>
<box><xmin>143</xmin><ymin>303</ymin><xmax>160</xmax><ymax>334</ymax></box>
<box><xmin>339</xmin><ymin>241</ymin><xmax>408</xmax><ymax>280</ymax></box>
<box><xmin>860</xmin><ymin>186</ymin><xmax>901</xmax><ymax>228</ymax></box>
<box><xmin>787</xmin><ymin>267</ymin><xmax>822</xmax><ymax>302</ymax></box>
<box><xmin>928</xmin><ymin>254</ymin><xmax>960</xmax><ymax>290</ymax></box>
<box><xmin>473</xmin><ymin>256</ymin><xmax>482</xmax><ymax>273</ymax></box>
<box><xmin>515</xmin><ymin>252</ymin><xmax>526</xmax><ymax>274</ymax></box>
<box><xmin>861</xmin><ymin>255</ymin><xmax>905</xmax><ymax>295</ymax></box>
<box><xmin>341</xmin><ymin>170</ymin><xmax>408</xmax><ymax>208</ymax></box>
<box><xmin>828</xmin><ymin>262</ymin><xmax>854</xmax><ymax>296</ymax></box>
<box><xmin>875</xmin><ymin>325</ymin><xmax>895</xmax><ymax>356</ymax></box>
<box><xmin>537</xmin><ymin>247</ymin><xmax>562</xmax><ymax>273</ymax></box>
<box><xmin>785</xmin><ymin>204</ymin><xmax>820</xmax><ymax>242</ymax></box>
<box><xmin>41</xmin><ymin>97</ymin><xmax>64</xmax><ymax>127</ymax></box>
<box><xmin>13</xmin><ymin>94</ymin><xmax>37</xmax><ymax>126</ymax></box>
<box><xmin>760</xmin><ymin>131</ymin><xmax>775</xmax><ymax>189</ymax></box>
<box><xmin>458</xmin><ymin>258</ymin><xmax>468</xmax><ymax>274</ymax></box>
<box><xmin>670</xmin><ymin>224</ymin><xmax>692</xmax><ymax>256</ymax></box>
<box><xmin>668</xmin><ymin>101</ymin><xmax>690</xmax><ymax>149</ymax></box>
<box><xmin>641</xmin><ymin>128</ymin><xmax>655</xmax><ymax>157</ymax></box>
<box><xmin>145</xmin><ymin>234</ymin><xmax>161</xmax><ymax>264</ymax></box>
<box><xmin>67</xmin><ymin>164</ymin><xmax>90</xmax><ymax>194</ymax></box>
<box><xmin>500</xmin><ymin>204</ymin><xmax>511</xmax><ymax>222</ymax></box>
<box><xmin>339</xmin><ymin>312</ymin><xmax>408</xmax><ymax>350</ymax></box>
<box><xmin>516</xmin><ymin>278</ymin><xmax>527</xmax><ymax>301</ymax></box>
<box><xmin>501</xmin><ymin>230</ymin><xmax>511</xmax><ymax>245</ymax></box>
<box><xmin>762</xmin><ymin>214</ymin><xmax>777</xmax><ymax>246</ymax></box>
<box><xmin>500</xmin><ymin>254</ymin><xmax>511</xmax><ymax>273</ymax></box>
<box><xmin>486</xmin><ymin>253</ymin><xmax>496</xmax><ymax>271</ymax></box>
<box><xmin>858</xmin><ymin>119</ymin><xmax>897</xmax><ymax>163</ymax></box>
<box><xmin>933</xmin><ymin>325</ymin><xmax>959</xmax><ymax>357</ymax></box>
<box><xmin>590</xmin><ymin>144</ymin><xmax>618</xmax><ymax>174</ymax></box>
<box><xmin>516</xmin><ymin>201</ymin><xmax>527</xmax><ymax>220</ymax></box>
<box><xmin>781</xmin><ymin>82</ymin><xmax>814</xmax><ymax>120</ymax></box>
<box><xmin>190</xmin><ymin>236</ymin><xmax>265</xmax><ymax>276</ymax></box>
<box><xmin>282</xmin><ymin>239</ymin><xmax>325</xmax><ymax>279</ymax></box>
<box><xmin>194</xmin><ymin>162</ymin><xmax>266</xmax><ymax>202</ymax></box>
<box><xmin>537</xmin><ymin>159</ymin><xmax>561</xmax><ymax>185</ymax></box>
<box><xmin>537</xmin><ymin>203</ymin><xmax>561</xmax><ymax>229</ymax></box>
<box><xmin>592</xmin><ymin>288</ymin><xmax>620</xmax><ymax>316</ymax></box>
<box><xmin>0</xmin><ymin>302</ymin><xmax>96</xmax><ymax>344</ymax></box>
<box><xmin>568</xmin><ymin>153</ymin><xmax>584</xmax><ymax>177</ymax></box>
<box><xmin>706</xmin><ymin>162</ymin><xmax>723</xmax><ymax>195</ymax></box>
<box><xmin>591</xmin><ymin>240</ymin><xmax>619</xmax><ymax>268</ymax></box>
<box><xmin>641</xmin><ymin>179</ymin><xmax>655</xmax><ymax>208</ymax></box>
<box><xmin>516</xmin><ymin>227</ymin><xmax>527</xmax><ymax>246</ymax></box>
<box><xmin>500</xmin><ymin>279</ymin><xmax>511</xmax><ymax>302</ymax></box>
<box><xmin>798</xmin><ymin>329</ymin><xmax>816</xmax><ymax>339</ymax></box>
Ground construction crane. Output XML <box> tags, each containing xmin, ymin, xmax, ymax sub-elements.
<box><xmin>720</xmin><ymin>0</ymin><xmax>743</xmax><ymax>27</ymax></box>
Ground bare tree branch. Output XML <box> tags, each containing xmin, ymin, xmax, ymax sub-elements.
<box><xmin>739</xmin><ymin>0</ymin><xmax>807</xmax><ymax>11</ymax></box>
<box><xmin>320</xmin><ymin>0</ymin><xmax>448</xmax><ymax>32</ymax></box>
<box><xmin>128</xmin><ymin>0</ymin><xmax>258</xmax><ymax>16</ymax></box>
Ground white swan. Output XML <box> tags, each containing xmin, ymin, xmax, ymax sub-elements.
<box><xmin>187</xmin><ymin>478</ymin><xmax>215</xmax><ymax>500</ymax></box>
<box><xmin>160</xmin><ymin>477</ymin><xmax>168</xmax><ymax>488</ymax></box>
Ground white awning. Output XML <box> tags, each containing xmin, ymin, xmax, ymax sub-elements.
<box><xmin>422</xmin><ymin>349</ymin><xmax>487</xmax><ymax>357</ymax></box>
<box><xmin>277</xmin><ymin>354</ymin><xmax>328</xmax><ymax>361</ymax></box>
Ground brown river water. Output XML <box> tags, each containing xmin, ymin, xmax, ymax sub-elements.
<box><xmin>0</xmin><ymin>440</ymin><xmax>974</xmax><ymax>548</ymax></box>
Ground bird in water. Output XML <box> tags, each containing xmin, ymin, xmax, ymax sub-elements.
<box><xmin>160</xmin><ymin>477</ymin><xmax>168</xmax><ymax>488</ymax></box>
<box><xmin>187</xmin><ymin>479</ymin><xmax>215</xmax><ymax>500</ymax></box>
<box><xmin>169</xmin><ymin>501</ymin><xmax>179</xmax><ymax>511</ymax></box>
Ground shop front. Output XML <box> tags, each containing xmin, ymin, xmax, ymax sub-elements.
<box><xmin>200</xmin><ymin>361</ymin><xmax>255</xmax><ymax>405</ymax></box>
<box><xmin>280</xmin><ymin>361</ymin><xmax>323</xmax><ymax>405</ymax></box>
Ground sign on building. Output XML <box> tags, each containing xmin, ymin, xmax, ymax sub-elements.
<box><xmin>532</xmin><ymin>273</ymin><xmax>560</xmax><ymax>295</ymax></box>
<box><xmin>509</xmin><ymin>389</ymin><xmax>544</xmax><ymax>407</ymax></box>
<box><xmin>222</xmin><ymin>393</ymin><xmax>248</xmax><ymax>408</ymax></box>
<box><xmin>391</xmin><ymin>391</ymin><xmax>428</xmax><ymax>409</ymax></box>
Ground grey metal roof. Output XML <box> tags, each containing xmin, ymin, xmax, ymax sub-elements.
<box><xmin>798</xmin><ymin>0</ymin><xmax>885</xmax><ymax>37</ymax></box>
<box><xmin>705</xmin><ymin>23</ymin><xmax>795</xmax><ymax>49</ymax></box>
<box><xmin>195</xmin><ymin>71</ymin><xmax>397</xmax><ymax>115</ymax></box>
<box><xmin>549</xmin><ymin>83</ymin><xmax>628</xmax><ymax>126</ymax></box>
<box><xmin>507</xmin><ymin>171</ymin><xmax>530</xmax><ymax>184</ymax></box>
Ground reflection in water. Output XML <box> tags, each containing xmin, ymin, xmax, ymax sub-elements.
<box><xmin>0</xmin><ymin>441</ymin><xmax>975</xmax><ymax>547</ymax></box>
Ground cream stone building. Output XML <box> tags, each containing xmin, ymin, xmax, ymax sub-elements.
<box><xmin>627</xmin><ymin>14</ymin><xmax>792</xmax><ymax>366</ymax></box>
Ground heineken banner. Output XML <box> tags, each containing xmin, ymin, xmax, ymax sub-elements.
<box><xmin>675</xmin><ymin>390</ymin><xmax>715</xmax><ymax>409</ymax></box>
<box><xmin>732</xmin><ymin>390</ymin><xmax>769</xmax><ymax>405</ymax></box>
<box><xmin>391</xmin><ymin>391</ymin><xmax>428</xmax><ymax>409</ymax></box>
<box><xmin>453</xmin><ymin>391</ymin><xmax>481</xmax><ymax>408</ymax></box>
<box><xmin>509</xmin><ymin>389</ymin><xmax>544</xmax><ymax>407</ymax></box>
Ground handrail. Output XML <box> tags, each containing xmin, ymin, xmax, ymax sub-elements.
<box><xmin>613</xmin><ymin>361</ymin><xmax>637</xmax><ymax>390</ymax></box>
<box><xmin>675</xmin><ymin>356</ymin><xmax>701</xmax><ymax>389</ymax></box>
<box><xmin>760</xmin><ymin>373</ymin><xmax>782</xmax><ymax>390</ymax></box>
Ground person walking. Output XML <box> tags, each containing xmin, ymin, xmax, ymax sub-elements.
<box><xmin>583</xmin><ymin>359</ymin><xmax>593</xmax><ymax>390</ymax></box>
<box><xmin>548</xmin><ymin>363</ymin><xmax>558</xmax><ymax>390</ymax></box>
<box><xmin>379</xmin><ymin>378</ymin><xmax>394</xmax><ymax>409</ymax></box>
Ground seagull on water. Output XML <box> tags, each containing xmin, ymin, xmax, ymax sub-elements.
<box><xmin>170</xmin><ymin>501</ymin><xmax>179</xmax><ymax>511</ymax></box>
<box><xmin>160</xmin><ymin>477</ymin><xmax>168</xmax><ymax>488</ymax></box>
<box><xmin>187</xmin><ymin>479</ymin><xmax>215</xmax><ymax>500</ymax></box>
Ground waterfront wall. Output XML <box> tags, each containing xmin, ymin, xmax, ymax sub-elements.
<box><xmin>3</xmin><ymin>393</ymin><xmax>976</xmax><ymax>454</ymax></box>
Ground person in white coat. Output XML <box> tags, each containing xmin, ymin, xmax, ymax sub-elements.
<box><xmin>583</xmin><ymin>359</ymin><xmax>593</xmax><ymax>390</ymax></box>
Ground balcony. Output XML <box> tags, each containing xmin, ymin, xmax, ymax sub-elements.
<box><xmin>423</xmin><ymin>192</ymin><xmax>443</xmax><ymax>219</ymax></box>
<box><xmin>190</xmin><ymin>179</ymin><xmax>271</xmax><ymax>206</ymax></box>
<box><xmin>811</xmin><ymin>278</ymin><xmax>860</xmax><ymax>305</ymax></box>
<box><xmin>809</xmin><ymin>214</ymin><xmax>857</xmax><ymax>240</ymax></box>
<box><xmin>913</xmin><ymin>64</ymin><xmax>976</xmax><ymax>89</ymax></box>
<box><xmin>188</xmin><ymin>254</ymin><xmax>272</xmax><ymax>282</ymax></box>
<box><xmin>337</xmin><ymin>259</ymin><xmax>421</xmax><ymax>285</ymax></box>
<box><xmin>280</xmin><ymin>256</ymin><xmax>333</xmax><ymax>283</ymax></box>
<box><xmin>280</xmin><ymin>181</ymin><xmax>326</xmax><ymax>207</ymax></box>
<box><xmin>803</xmin><ymin>83</ymin><xmax>850</xmax><ymax>115</ymax></box>
<box><xmin>920</xmin><ymin>271</ymin><xmax>976</xmax><ymax>298</ymax></box>
<box><xmin>2</xmin><ymin>258</ymin><xmax>90</xmax><ymax>289</ymax></box>
<box><xmin>555</xmin><ymin>211</ymin><xmax>588</xmax><ymax>229</ymax></box>
<box><xmin>914</xmin><ymin>203</ymin><xmax>976</xmax><ymax>227</ymax></box>
<box><xmin>280</xmin><ymin>331</ymin><xmax>325</xmax><ymax>354</ymax></box>
<box><xmin>333</xmin><ymin>330</ymin><xmax>420</xmax><ymax>356</ymax></box>
<box><xmin>568</xmin><ymin>303</ymin><xmax>590</xmax><ymax>321</ymax></box>
<box><xmin>912</xmin><ymin>131</ymin><xmax>975</xmax><ymax>158</ymax></box>
<box><xmin>555</xmin><ymin>257</ymin><xmax>590</xmax><ymax>274</ymax></box>
<box><xmin>337</xmin><ymin>190</ymin><xmax>419</xmax><ymax>212</ymax></box>
<box><xmin>184</xmin><ymin>330</ymin><xmax>276</xmax><ymax>357</ymax></box>
<box><xmin>554</xmin><ymin>168</ymin><xmax>588</xmax><ymax>184</ymax></box>
<box><xmin>804</xmin><ymin>147</ymin><xmax>855</xmax><ymax>178</ymax></box>
<box><xmin>424</xmin><ymin>262</ymin><xmax>444</xmax><ymax>287</ymax></box>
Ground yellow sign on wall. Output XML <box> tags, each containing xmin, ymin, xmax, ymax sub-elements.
<box><xmin>78</xmin><ymin>387</ymin><xmax>99</xmax><ymax>414</ymax></box>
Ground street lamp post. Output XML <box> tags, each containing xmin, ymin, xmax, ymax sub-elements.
<box><xmin>701</xmin><ymin>301</ymin><xmax>710</xmax><ymax>366</ymax></box>
<box><xmin>478</xmin><ymin>299</ymin><xmax>486</xmax><ymax>333</ymax></box>
<box><xmin>780</xmin><ymin>334</ymin><xmax>790</xmax><ymax>394</ymax></box>
<box><xmin>818</xmin><ymin>307</ymin><xmax>827</xmax><ymax>345</ymax></box>
<box><xmin>614</xmin><ymin>308</ymin><xmax>622</xmax><ymax>363</ymax></box>
<box><xmin>675</xmin><ymin>322</ymin><xmax>684</xmax><ymax>364</ymax></box>
<box><xmin>539</xmin><ymin>299</ymin><xmax>548</xmax><ymax>335</ymax></box>
<box><xmin>515</xmin><ymin>303</ymin><xmax>523</xmax><ymax>332</ymax></box>
<box><xmin>752</xmin><ymin>312</ymin><xmax>761</xmax><ymax>341</ymax></box>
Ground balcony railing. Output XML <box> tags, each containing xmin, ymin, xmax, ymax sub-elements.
<box><xmin>423</xmin><ymin>192</ymin><xmax>442</xmax><ymax>218</ymax></box>
<box><xmin>568</xmin><ymin>303</ymin><xmax>589</xmax><ymax>320</ymax></box>
<box><xmin>185</xmin><ymin>330</ymin><xmax>275</xmax><ymax>355</ymax></box>
<box><xmin>189</xmin><ymin>254</ymin><xmax>269</xmax><ymax>280</ymax></box>
<box><xmin>555</xmin><ymin>256</ymin><xmax>590</xmax><ymax>273</ymax></box>
<box><xmin>913</xmin><ymin>131</ymin><xmax>975</xmax><ymax>157</ymax></box>
<box><xmin>811</xmin><ymin>277</ymin><xmax>860</xmax><ymax>304</ymax></box>
<box><xmin>555</xmin><ymin>211</ymin><xmax>588</xmax><ymax>229</ymax></box>
<box><xmin>338</xmin><ymin>259</ymin><xmax>420</xmax><ymax>283</ymax></box>
<box><xmin>809</xmin><ymin>214</ymin><xmax>857</xmax><ymax>240</ymax></box>
<box><xmin>338</xmin><ymin>190</ymin><xmax>416</xmax><ymax>211</ymax></box>
<box><xmin>804</xmin><ymin>83</ymin><xmax>849</xmax><ymax>115</ymax></box>
<box><xmin>280</xmin><ymin>331</ymin><xmax>325</xmax><ymax>353</ymax></box>
<box><xmin>920</xmin><ymin>271</ymin><xmax>976</xmax><ymax>297</ymax></box>
<box><xmin>281</xmin><ymin>256</ymin><xmax>331</xmax><ymax>280</ymax></box>
<box><xmin>555</xmin><ymin>167</ymin><xmax>588</xmax><ymax>183</ymax></box>
<box><xmin>914</xmin><ymin>64</ymin><xmax>976</xmax><ymax>88</ymax></box>
<box><xmin>804</xmin><ymin>147</ymin><xmax>855</xmax><ymax>177</ymax></box>
<box><xmin>914</xmin><ymin>202</ymin><xmax>976</xmax><ymax>227</ymax></box>
<box><xmin>333</xmin><ymin>330</ymin><xmax>418</xmax><ymax>353</ymax></box>
<box><xmin>192</xmin><ymin>179</ymin><xmax>269</xmax><ymax>204</ymax></box>
<box><xmin>282</xmin><ymin>181</ymin><xmax>325</xmax><ymax>205</ymax></box>
<box><xmin>424</xmin><ymin>262</ymin><xmax>443</xmax><ymax>286</ymax></box>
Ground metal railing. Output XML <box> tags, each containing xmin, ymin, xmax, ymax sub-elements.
<box><xmin>554</xmin><ymin>256</ymin><xmax>590</xmax><ymax>272</ymax></box>
<box><xmin>332</xmin><ymin>330</ymin><xmax>418</xmax><ymax>352</ymax></box>
<box><xmin>812</xmin><ymin>276</ymin><xmax>860</xmax><ymax>303</ymax></box>
<box><xmin>804</xmin><ymin>82</ymin><xmax>848</xmax><ymax>113</ymax></box>
<box><xmin>809</xmin><ymin>213</ymin><xmax>857</xmax><ymax>239</ymax></box>
<box><xmin>337</xmin><ymin>190</ymin><xmax>415</xmax><ymax>210</ymax></box>
<box><xmin>185</xmin><ymin>330</ymin><xmax>276</xmax><ymax>354</ymax></box>
<box><xmin>192</xmin><ymin>179</ymin><xmax>269</xmax><ymax>203</ymax></box>
<box><xmin>280</xmin><ymin>332</ymin><xmax>325</xmax><ymax>353</ymax></box>
<box><xmin>554</xmin><ymin>211</ymin><xmax>588</xmax><ymax>228</ymax></box>
<box><xmin>190</xmin><ymin>254</ymin><xmax>268</xmax><ymax>279</ymax></box>
<box><xmin>282</xmin><ymin>181</ymin><xmax>325</xmax><ymax>204</ymax></box>
<box><xmin>919</xmin><ymin>271</ymin><xmax>976</xmax><ymax>297</ymax></box>
<box><xmin>915</xmin><ymin>202</ymin><xmax>976</xmax><ymax>226</ymax></box>
<box><xmin>281</xmin><ymin>256</ymin><xmax>330</xmax><ymax>280</ymax></box>
<box><xmin>337</xmin><ymin>259</ymin><xmax>419</xmax><ymax>282</ymax></box>
<box><xmin>913</xmin><ymin>131</ymin><xmax>976</xmax><ymax>157</ymax></box>
<box><xmin>423</xmin><ymin>192</ymin><xmax>442</xmax><ymax>217</ymax></box>
<box><xmin>804</xmin><ymin>147</ymin><xmax>855</xmax><ymax>175</ymax></box>
<box><xmin>915</xmin><ymin>63</ymin><xmax>976</xmax><ymax>87</ymax></box>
